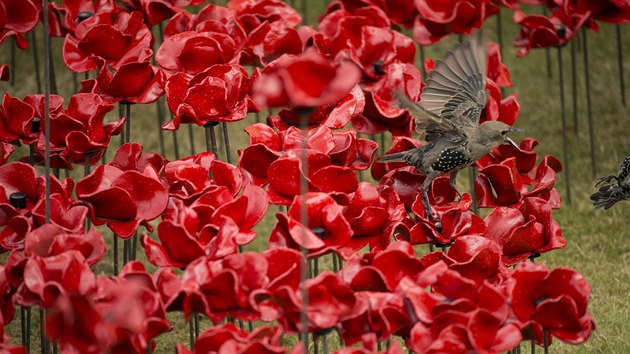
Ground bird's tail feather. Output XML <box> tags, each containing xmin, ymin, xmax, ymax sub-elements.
<box><xmin>377</xmin><ymin>152</ymin><xmax>406</xmax><ymax>163</ymax></box>
<box><xmin>590</xmin><ymin>185</ymin><xmax>625</xmax><ymax>210</ymax></box>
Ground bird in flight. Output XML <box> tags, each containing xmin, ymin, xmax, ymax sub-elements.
<box><xmin>379</xmin><ymin>37</ymin><xmax>521</xmax><ymax>220</ymax></box>
<box><xmin>590</xmin><ymin>155</ymin><xmax>630</xmax><ymax>210</ymax></box>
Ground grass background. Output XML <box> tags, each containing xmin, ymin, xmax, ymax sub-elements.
<box><xmin>1</xmin><ymin>1</ymin><xmax>630</xmax><ymax>353</ymax></box>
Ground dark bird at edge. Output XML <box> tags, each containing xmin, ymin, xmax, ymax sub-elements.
<box><xmin>590</xmin><ymin>155</ymin><xmax>630</xmax><ymax>210</ymax></box>
<box><xmin>378</xmin><ymin>37</ymin><xmax>522</xmax><ymax>220</ymax></box>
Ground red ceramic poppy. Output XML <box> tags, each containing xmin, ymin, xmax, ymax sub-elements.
<box><xmin>24</xmin><ymin>224</ymin><xmax>105</xmax><ymax>266</ymax></box>
<box><xmin>63</xmin><ymin>10</ymin><xmax>153</xmax><ymax>72</ymax></box>
<box><xmin>164</xmin><ymin>3</ymin><xmax>238</xmax><ymax>38</ymax></box>
<box><xmin>228</xmin><ymin>0</ymin><xmax>302</xmax><ymax>28</ymax></box>
<box><xmin>337</xmin><ymin>291</ymin><xmax>409</xmax><ymax>347</ymax></box>
<box><xmin>76</xmin><ymin>161</ymin><xmax>168</xmax><ymax>239</ymax></box>
<box><xmin>48</xmin><ymin>0</ymin><xmax>116</xmax><ymax>36</ymax></box>
<box><xmin>29</xmin><ymin>93</ymin><xmax>123</xmax><ymax>169</ymax></box>
<box><xmin>573</xmin><ymin>0</ymin><xmax>630</xmax><ymax>24</ymax></box>
<box><xmin>178</xmin><ymin>323</ymin><xmax>285</xmax><ymax>354</ymax></box>
<box><xmin>156</xmin><ymin>30</ymin><xmax>238</xmax><ymax>74</ymax></box>
<box><xmin>475</xmin><ymin>139</ymin><xmax>563</xmax><ymax>208</ymax></box>
<box><xmin>0</xmin><ymin>162</ymin><xmax>82</xmax><ymax>251</ymax></box>
<box><xmin>353</xmin><ymin>62</ymin><xmax>421</xmax><ymax>136</ymax></box>
<box><xmin>437</xmin><ymin>235</ymin><xmax>508</xmax><ymax>285</ymax></box>
<box><xmin>119</xmin><ymin>0</ymin><xmax>205</xmax><ymax>26</ymax></box>
<box><xmin>508</xmin><ymin>262</ymin><xmax>595</xmax><ymax>345</ymax></box>
<box><xmin>252</xmin><ymin>48</ymin><xmax>361</xmax><ymax>108</ymax></box>
<box><xmin>413</xmin><ymin>0</ymin><xmax>499</xmax><ymax>44</ymax></box>
<box><xmin>0</xmin><ymin>0</ymin><xmax>39</xmax><ymax>48</ymax></box>
<box><xmin>269</xmin><ymin>192</ymin><xmax>354</xmax><ymax>258</ymax></box>
<box><xmin>0</xmin><ymin>94</ymin><xmax>37</xmax><ymax>145</ymax></box>
<box><xmin>82</xmin><ymin>59</ymin><xmax>166</xmax><ymax>104</ymax></box>
<box><xmin>22</xmin><ymin>250</ymin><xmax>97</xmax><ymax>307</ymax></box>
<box><xmin>340</xmin><ymin>182</ymin><xmax>406</xmax><ymax>252</ymax></box>
<box><xmin>484</xmin><ymin>197</ymin><xmax>566</xmax><ymax>265</ymax></box>
<box><xmin>163</xmin><ymin>64</ymin><xmax>256</xmax><ymax>129</ymax></box>
<box><xmin>270</xmin><ymin>86</ymin><xmax>365</xmax><ymax>130</ymax></box>
<box><xmin>340</xmin><ymin>241</ymin><xmax>428</xmax><ymax>292</ymax></box>
<box><xmin>513</xmin><ymin>7</ymin><xmax>590</xmax><ymax>56</ymax></box>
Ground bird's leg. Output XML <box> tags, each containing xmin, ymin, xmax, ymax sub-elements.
<box><xmin>422</xmin><ymin>172</ymin><xmax>440</xmax><ymax>221</ymax></box>
<box><xmin>449</xmin><ymin>170</ymin><xmax>461</xmax><ymax>199</ymax></box>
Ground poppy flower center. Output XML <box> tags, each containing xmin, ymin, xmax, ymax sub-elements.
<box><xmin>311</xmin><ymin>227</ymin><xmax>326</xmax><ymax>239</ymax></box>
<box><xmin>9</xmin><ymin>192</ymin><xmax>27</xmax><ymax>209</ymax></box>
<box><xmin>77</xmin><ymin>11</ymin><xmax>94</xmax><ymax>22</ymax></box>
<box><xmin>31</xmin><ymin>117</ymin><xmax>41</xmax><ymax>133</ymax></box>
<box><xmin>534</xmin><ymin>296</ymin><xmax>548</xmax><ymax>306</ymax></box>
<box><xmin>373</xmin><ymin>60</ymin><xmax>385</xmax><ymax>75</ymax></box>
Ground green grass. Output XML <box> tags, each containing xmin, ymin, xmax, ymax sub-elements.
<box><xmin>2</xmin><ymin>3</ymin><xmax>630</xmax><ymax>353</ymax></box>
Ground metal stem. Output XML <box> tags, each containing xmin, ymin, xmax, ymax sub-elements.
<box><xmin>113</xmin><ymin>235</ymin><xmax>119</xmax><ymax>275</ymax></box>
<box><xmin>582</xmin><ymin>29</ymin><xmax>596</xmax><ymax>177</ymax></box>
<box><xmin>617</xmin><ymin>25</ymin><xmax>626</xmax><ymax>107</ymax></box>
<box><xmin>85</xmin><ymin>154</ymin><xmax>92</xmax><ymax>230</ymax></box>
<box><xmin>531</xmin><ymin>341</ymin><xmax>535</xmax><ymax>354</ymax></box>
<box><xmin>156</xmin><ymin>97</ymin><xmax>166</xmax><ymax>157</ymax></box>
<box><xmin>188</xmin><ymin>124</ymin><xmax>196</xmax><ymax>155</ymax></box>
<box><xmin>299</xmin><ymin>112</ymin><xmax>310</xmax><ymax>353</ymax></box>
<box><xmin>469</xmin><ymin>167</ymin><xmax>478</xmax><ymax>214</ymax></box>
<box><xmin>557</xmin><ymin>45</ymin><xmax>572</xmax><ymax>205</ymax></box>
<box><xmin>542</xmin><ymin>5</ymin><xmax>552</xmax><ymax>79</ymax></box>
<box><xmin>221</xmin><ymin>122</ymin><xmax>232</xmax><ymax>163</ymax></box>
<box><xmin>26</xmin><ymin>307</ymin><xmax>31</xmax><ymax>351</ymax></box>
<box><xmin>189</xmin><ymin>315</ymin><xmax>195</xmax><ymax>349</ymax></box>
<box><xmin>172</xmin><ymin>130</ymin><xmax>180</xmax><ymax>159</ymax></box>
<box><xmin>571</xmin><ymin>39</ymin><xmax>578</xmax><ymax>134</ymax></box>
<box><xmin>10</xmin><ymin>37</ymin><xmax>16</xmax><ymax>87</ymax></box>
<box><xmin>194</xmin><ymin>313</ymin><xmax>200</xmax><ymax>338</ymax></box>
<box><xmin>40</xmin><ymin>309</ymin><xmax>47</xmax><ymax>354</ymax></box>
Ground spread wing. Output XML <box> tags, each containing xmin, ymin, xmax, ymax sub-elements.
<box><xmin>420</xmin><ymin>37</ymin><xmax>488</xmax><ymax>127</ymax></box>
<box><xmin>395</xmin><ymin>91</ymin><xmax>466</xmax><ymax>143</ymax></box>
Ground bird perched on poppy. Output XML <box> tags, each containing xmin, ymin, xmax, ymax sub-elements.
<box><xmin>590</xmin><ymin>155</ymin><xmax>630</xmax><ymax>210</ymax></box>
<box><xmin>379</xmin><ymin>37</ymin><xmax>521</xmax><ymax>220</ymax></box>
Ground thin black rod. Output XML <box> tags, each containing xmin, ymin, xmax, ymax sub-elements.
<box><xmin>29</xmin><ymin>145</ymin><xmax>35</xmax><ymax>166</ymax></box>
<box><xmin>571</xmin><ymin>39</ymin><xmax>578</xmax><ymax>134</ymax></box>
<box><xmin>30</xmin><ymin>31</ymin><xmax>42</xmax><ymax>93</ymax></box>
<box><xmin>469</xmin><ymin>167</ymin><xmax>478</xmax><ymax>213</ymax></box>
<box><xmin>20</xmin><ymin>307</ymin><xmax>26</xmax><ymax>347</ymax></box>
<box><xmin>582</xmin><ymin>29</ymin><xmax>597</xmax><ymax>177</ymax></box>
<box><xmin>40</xmin><ymin>309</ymin><xmax>48</xmax><ymax>354</ymax></box>
<box><xmin>189</xmin><ymin>316</ymin><xmax>195</xmax><ymax>349</ymax></box>
<box><xmin>209</xmin><ymin>125</ymin><xmax>218</xmax><ymax>154</ymax></box>
<box><xmin>26</xmin><ymin>307</ymin><xmax>31</xmax><ymax>351</ymax></box>
<box><xmin>380</xmin><ymin>132</ymin><xmax>385</xmax><ymax>155</ymax></box>
<box><xmin>156</xmin><ymin>98</ymin><xmax>166</xmax><ymax>157</ymax></box>
<box><xmin>617</xmin><ymin>25</ymin><xmax>626</xmax><ymax>107</ymax></box>
<box><xmin>542</xmin><ymin>5</ymin><xmax>552</xmax><ymax>79</ymax></box>
<box><xmin>113</xmin><ymin>234</ymin><xmax>119</xmax><ymax>274</ymax></box>
<box><xmin>419</xmin><ymin>44</ymin><xmax>426</xmax><ymax>79</ymax></box>
<box><xmin>172</xmin><ymin>130</ymin><xmax>180</xmax><ymax>159</ymax></box>
<box><xmin>132</xmin><ymin>232</ymin><xmax>138</xmax><ymax>260</ymax></box>
<box><xmin>155</xmin><ymin>23</ymin><xmax>166</xmax><ymax>157</ymax></box>
<box><xmin>557</xmin><ymin>45</ymin><xmax>572</xmax><ymax>205</ymax></box>
<box><xmin>221</xmin><ymin>122</ymin><xmax>232</xmax><ymax>163</ymax></box>
<box><xmin>84</xmin><ymin>154</ymin><xmax>92</xmax><ymax>230</ymax></box>
<box><xmin>204</xmin><ymin>125</ymin><xmax>211</xmax><ymax>153</ymax></box>
<box><xmin>123</xmin><ymin>236</ymin><xmax>129</xmax><ymax>265</ymax></box>
<box><xmin>299</xmin><ymin>113</ymin><xmax>310</xmax><ymax>353</ymax></box>
<box><xmin>194</xmin><ymin>313</ymin><xmax>199</xmax><ymax>338</ymax></box>
<box><xmin>188</xmin><ymin>124</ymin><xmax>196</xmax><ymax>155</ymax></box>
<box><xmin>43</xmin><ymin>0</ymin><xmax>52</xmax><ymax>235</ymax></box>
<box><xmin>531</xmin><ymin>341</ymin><xmax>535</xmax><ymax>354</ymax></box>
<box><xmin>255</xmin><ymin>111</ymin><xmax>261</xmax><ymax>123</ymax></box>
<box><xmin>72</xmin><ymin>72</ymin><xmax>78</xmax><ymax>93</ymax></box>
<box><xmin>10</xmin><ymin>37</ymin><xmax>16</xmax><ymax>87</ymax></box>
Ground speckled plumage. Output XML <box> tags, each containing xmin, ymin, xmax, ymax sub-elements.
<box><xmin>591</xmin><ymin>155</ymin><xmax>630</xmax><ymax>210</ymax></box>
<box><xmin>379</xmin><ymin>37</ymin><xmax>520</xmax><ymax>220</ymax></box>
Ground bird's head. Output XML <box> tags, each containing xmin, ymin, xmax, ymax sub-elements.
<box><xmin>477</xmin><ymin>121</ymin><xmax>523</xmax><ymax>149</ymax></box>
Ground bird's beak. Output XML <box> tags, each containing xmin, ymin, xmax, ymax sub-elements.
<box><xmin>505</xmin><ymin>136</ymin><xmax>520</xmax><ymax>150</ymax></box>
<box><xmin>509</xmin><ymin>127</ymin><xmax>526</xmax><ymax>133</ymax></box>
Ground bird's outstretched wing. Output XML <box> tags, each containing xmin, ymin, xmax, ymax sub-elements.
<box><xmin>420</xmin><ymin>37</ymin><xmax>488</xmax><ymax>127</ymax></box>
<box><xmin>395</xmin><ymin>91</ymin><xmax>465</xmax><ymax>143</ymax></box>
